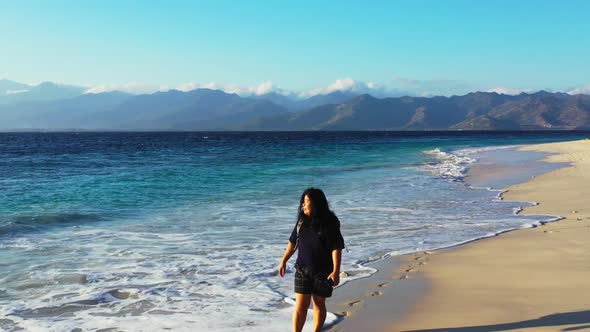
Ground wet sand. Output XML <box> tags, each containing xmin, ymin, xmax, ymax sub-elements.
<box><xmin>326</xmin><ymin>255</ymin><xmax>429</xmax><ymax>332</ymax></box>
<box><xmin>328</xmin><ymin>138</ymin><xmax>590</xmax><ymax>332</ymax></box>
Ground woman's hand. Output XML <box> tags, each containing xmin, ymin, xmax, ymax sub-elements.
<box><xmin>329</xmin><ymin>249</ymin><xmax>342</xmax><ymax>286</ymax></box>
<box><xmin>279</xmin><ymin>241</ymin><xmax>296</xmax><ymax>278</ymax></box>
<box><xmin>328</xmin><ymin>271</ymin><xmax>340</xmax><ymax>286</ymax></box>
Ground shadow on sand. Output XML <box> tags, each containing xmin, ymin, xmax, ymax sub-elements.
<box><xmin>402</xmin><ymin>310</ymin><xmax>590</xmax><ymax>332</ymax></box>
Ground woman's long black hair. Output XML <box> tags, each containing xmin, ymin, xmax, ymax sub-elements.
<box><xmin>296</xmin><ymin>187</ymin><xmax>344</xmax><ymax>251</ymax></box>
<box><xmin>297</xmin><ymin>187</ymin><xmax>337</xmax><ymax>229</ymax></box>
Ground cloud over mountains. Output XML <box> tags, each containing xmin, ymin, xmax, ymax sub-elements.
<box><xmin>568</xmin><ymin>84</ymin><xmax>590</xmax><ymax>95</ymax></box>
<box><xmin>79</xmin><ymin>77</ymin><xmax>435</xmax><ymax>99</ymax></box>
<box><xmin>4</xmin><ymin>77</ymin><xmax>590</xmax><ymax>103</ymax></box>
<box><xmin>84</xmin><ymin>82</ymin><xmax>170</xmax><ymax>95</ymax></box>
<box><xmin>78</xmin><ymin>77</ymin><xmax>549</xmax><ymax>99</ymax></box>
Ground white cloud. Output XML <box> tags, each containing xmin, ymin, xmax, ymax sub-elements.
<box><xmin>83</xmin><ymin>80</ymin><xmax>280</xmax><ymax>96</ymax></box>
<box><xmin>296</xmin><ymin>77</ymin><xmax>477</xmax><ymax>98</ymax></box>
<box><xmin>299</xmin><ymin>78</ymin><xmax>393</xmax><ymax>98</ymax></box>
<box><xmin>388</xmin><ymin>76</ymin><xmax>478</xmax><ymax>97</ymax></box>
<box><xmin>300</xmin><ymin>78</ymin><xmax>355</xmax><ymax>97</ymax></box>
<box><xmin>567</xmin><ymin>84</ymin><xmax>590</xmax><ymax>95</ymax></box>
<box><xmin>175</xmin><ymin>80</ymin><xmax>279</xmax><ymax>96</ymax></box>
<box><xmin>176</xmin><ymin>82</ymin><xmax>219</xmax><ymax>92</ymax></box>
<box><xmin>221</xmin><ymin>83</ymin><xmax>254</xmax><ymax>95</ymax></box>
<box><xmin>253</xmin><ymin>81</ymin><xmax>273</xmax><ymax>95</ymax></box>
<box><xmin>486</xmin><ymin>87</ymin><xmax>532</xmax><ymax>95</ymax></box>
<box><xmin>84</xmin><ymin>82</ymin><xmax>170</xmax><ymax>94</ymax></box>
<box><xmin>5</xmin><ymin>89</ymin><xmax>29</xmax><ymax>94</ymax></box>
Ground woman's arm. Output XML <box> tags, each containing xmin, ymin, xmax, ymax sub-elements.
<box><xmin>278</xmin><ymin>241</ymin><xmax>296</xmax><ymax>277</ymax></box>
<box><xmin>328</xmin><ymin>249</ymin><xmax>342</xmax><ymax>286</ymax></box>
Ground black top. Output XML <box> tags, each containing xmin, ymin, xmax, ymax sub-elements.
<box><xmin>289</xmin><ymin>214</ymin><xmax>345</xmax><ymax>273</ymax></box>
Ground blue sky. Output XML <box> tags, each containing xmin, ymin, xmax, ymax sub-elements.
<box><xmin>2</xmin><ymin>0</ymin><xmax>590</xmax><ymax>96</ymax></box>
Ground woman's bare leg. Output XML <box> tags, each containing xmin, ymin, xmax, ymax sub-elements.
<box><xmin>294</xmin><ymin>293</ymin><xmax>311</xmax><ymax>332</ymax></box>
<box><xmin>312</xmin><ymin>295</ymin><xmax>327</xmax><ymax>332</ymax></box>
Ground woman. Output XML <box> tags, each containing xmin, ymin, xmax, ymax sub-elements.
<box><xmin>279</xmin><ymin>187</ymin><xmax>345</xmax><ymax>332</ymax></box>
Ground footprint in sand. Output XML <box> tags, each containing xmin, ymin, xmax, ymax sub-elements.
<box><xmin>377</xmin><ymin>282</ymin><xmax>389</xmax><ymax>288</ymax></box>
<box><xmin>347</xmin><ymin>300</ymin><xmax>362</xmax><ymax>307</ymax></box>
<box><xmin>370</xmin><ymin>291</ymin><xmax>383</xmax><ymax>297</ymax></box>
<box><xmin>405</xmin><ymin>267</ymin><xmax>414</xmax><ymax>272</ymax></box>
<box><xmin>398</xmin><ymin>274</ymin><xmax>409</xmax><ymax>280</ymax></box>
<box><xmin>419</xmin><ymin>261</ymin><xmax>427</xmax><ymax>266</ymax></box>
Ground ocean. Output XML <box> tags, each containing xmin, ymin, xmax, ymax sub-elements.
<box><xmin>1</xmin><ymin>131</ymin><xmax>588</xmax><ymax>331</ymax></box>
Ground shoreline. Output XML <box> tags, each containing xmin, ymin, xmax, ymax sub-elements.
<box><xmin>327</xmin><ymin>138</ymin><xmax>590</xmax><ymax>332</ymax></box>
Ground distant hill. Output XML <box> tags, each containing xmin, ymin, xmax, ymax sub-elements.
<box><xmin>0</xmin><ymin>80</ymin><xmax>86</xmax><ymax>104</ymax></box>
<box><xmin>250</xmin><ymin>92</ymin><xmax>300</xmax><ymax>111</ymax></box>
<box><xmin>451</xmin><ymin>92</ymin><xmax>590</xmax><ymax>130</ymax></box>
<box><xmin>243</xmin><ymin>91</ymin><xmax>590</xmax><ymax>130</ymax></box>
<box><xmin>0</xmin><ymin>88</ymin><xmax>288</xmax><ymax>130</ymax></box>
<box><xmin>93</xmin><ymin>88</ymin><xmax>289</xmax><ymax>130</ymax></box>
<box><xmin>254</xmin><ymin>91</ymin><xmax>359</xmax><ymax>111</ymax></box>
<box><xmin>0</xmin><ymin>91</ymin><xmax>133</xmax><ymax>129</ymax></box>
<box><xmin>1</xmin><ymin>87</ymin><xmax>590</xmax><ymax>131</ymax></box>
<box><xmin>0</xmin><ymin>79</ymin><xmax>31</xmax><ymax>95</ymax></box>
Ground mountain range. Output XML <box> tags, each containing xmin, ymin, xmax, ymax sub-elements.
<box><xmin>0</xmin><ymin>79</ymin><xmax>86</xmax><ymax>104</ymax></box>
<box><xmin>248</xmin><ymin>91</ymin><xmax>590</xmax><ymax>130</ymax></box>
<box><xmin>1</xmin><ymin>79</ymin><xmax>590</xmax><ymax>131</ymax></box>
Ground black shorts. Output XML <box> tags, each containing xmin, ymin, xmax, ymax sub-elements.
<box><xmin>294</xmin><ymin>265</ymin><xmax>334</xmax><ymax>298</ymax></box>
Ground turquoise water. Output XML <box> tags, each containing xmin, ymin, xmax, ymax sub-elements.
<box><xmin>0</xmin><ymin>131</ymin><xmax>587</xmax><ymax>331</ymax></box>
